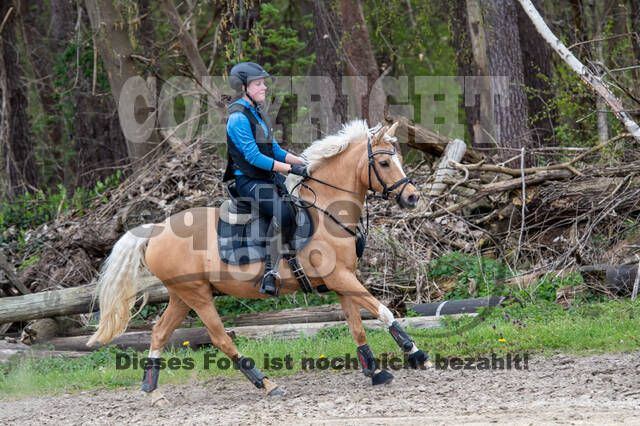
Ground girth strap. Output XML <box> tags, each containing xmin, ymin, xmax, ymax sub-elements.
<box><xmin>285</xmin><ymin>254</ymin><xmax>313</xmax><ymax>293</ymax></box>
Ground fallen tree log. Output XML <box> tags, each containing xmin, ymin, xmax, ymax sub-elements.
<box><xmin>223</xmin><ymin>304</ymin><xmax>375</xmax><ymax>326</ymax></box>
<box><xmin>0</xmin><ymin>277</ymin><xmax>169</xmax><ymax>325</ymax></box>
<box><xmin>391</xmin><ymin>116</ymin><xmax>484</xmax><ymax>163</ymax></box>
<box><xmin>41</xmin><ymin>315</ymin><xmax>465</xmax><ymax>352</ymax></box>
<box><xmin>20</xmin><ymin>318</ymin><xmax>58</xmax><ymax>345</ymax></box>
<box><xmin>425</xmin><ymin>138</ymin><xmax>467</xmax><ymax>197</ymax></box>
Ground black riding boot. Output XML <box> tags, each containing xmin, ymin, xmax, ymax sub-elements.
<box><xmin>260</xmin><ymin>217</ymin><xmax>283</xmax><ymax>296</ymax></box>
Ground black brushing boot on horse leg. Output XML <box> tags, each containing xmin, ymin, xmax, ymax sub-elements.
<box><xmin>389</xmin><ymin>320</ymin><xmax>429</xmax><ymax>369</ymax></box>
<box><xmin>357</xmin><ymin>344</ymin><xmax>394</xmax><ymax>385</ymax></box>
<box><xmin>237</xmin><ymin>355</ymin><xmax>286</xmax><ymax>396</ymax></box>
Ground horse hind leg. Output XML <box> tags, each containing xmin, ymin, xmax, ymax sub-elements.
<box><xmin>141</xmin><ymin>290</ymin><xmax>191</xmax><ymax>406</ymax></box>
<box><xmin>171</xmin><ymin>281</ymin><xmax>286</xmax><ymax>397</ymax></box>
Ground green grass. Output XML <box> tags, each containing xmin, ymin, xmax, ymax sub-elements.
<box><xmin>1</xmin><ymin>298</ymin><xmax>639</xmax><ymax>399</ymax></box>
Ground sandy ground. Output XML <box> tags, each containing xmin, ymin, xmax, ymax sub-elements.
<box><xmin>0</xmin><ymin>352</ymin><xmax>639</xmax><ymax>425</ymax></box>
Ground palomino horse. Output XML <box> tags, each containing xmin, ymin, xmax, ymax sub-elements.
<box><xmin>88</xmin><ymin>120</ymin><xmax>427</xmax><ymax>404</ymax></box>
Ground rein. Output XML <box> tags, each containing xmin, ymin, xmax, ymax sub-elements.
<box><xmin>290</xmin><ymin>135</ymin><xmax>414</xmax><ymax>243</ymax></box>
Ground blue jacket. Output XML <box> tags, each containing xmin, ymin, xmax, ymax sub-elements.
<box><xmin>226</xmin><ymin>99</ymin><xmax>288</xmax><ymax>176</ymax></box>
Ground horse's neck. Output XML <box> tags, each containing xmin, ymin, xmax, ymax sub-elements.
<box><xmin>303</xmin><ymin>143</ymin><xmax>367</xmax><ymax>223</ymax></box>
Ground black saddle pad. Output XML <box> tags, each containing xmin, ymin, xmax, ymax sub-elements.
<box><xmin>217</xmin><ymin>208</ymin><xmax>314</xmax><ymax>265</ymax></box>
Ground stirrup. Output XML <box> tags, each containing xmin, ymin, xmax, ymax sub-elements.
<box><xmin>260</xmin><ymin>270</ymin><xmax>281</xmax><ymax>296</ymax></box>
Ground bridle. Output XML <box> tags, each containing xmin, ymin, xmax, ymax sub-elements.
<box><xmin>290</xmin><ymin>134</ymin><xmax>415</xmax><ymax>242</ymax></box>
<box><xmin>366</xmin><ymin>135</ymin><xmax>413</xmax><ymax>202</ymax></box>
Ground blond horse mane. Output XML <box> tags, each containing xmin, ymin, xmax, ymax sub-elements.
<box><xmin>285</xmin><ymin>120</ymin><xmax>382</xmax><ymax>195</ymax></box>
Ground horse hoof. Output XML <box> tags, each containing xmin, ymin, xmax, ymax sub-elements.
<box><xmin>263</xmin><ymin>378</ymin><xmax>286</xmax><ymax>396</ymax></box>
<box><xmin>372</xmin><ymin>370</ymin><xmax>394</xmax><ymax>386</ymax></box>
<box><xmin>149</xmin><ymin>389</ymin><xmax>170</xmax><ymax>406</ymax></box>
<box><xmin>268</xmin><ymin>387</ymin><xmax>286</xmax><ymax>397</ymax></box>
<box><xmin>408</xmin><ymin>350</ymin><xmax>429</xmax><ymax>369</ymax></box>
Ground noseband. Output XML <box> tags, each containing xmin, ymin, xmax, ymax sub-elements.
<box><xmin>366</xmin><ymin>135</ymin><xmax>414</xmax><ymax>202</ymax></box>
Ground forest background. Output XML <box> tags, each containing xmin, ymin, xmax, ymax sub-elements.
<box><xmin>0</xmin><ymin>0</ymin><xmax>639</xmax><ymax>304</ymax></box>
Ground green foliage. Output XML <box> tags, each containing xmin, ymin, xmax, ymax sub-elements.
<box><xmin>428</xmin><ymin>253</ymin><xmax>605</xmax><ymax>304</ymax></box>
<box><xmin>414</xmin><ymin>298</ymin><xmax>640</xmax><ymax>358</ymax></box>
<box><xmin>214</xmin><ymin>292</ymin><xmax>340</xmax><ymax>317</ymax></box>
<box><xmin>226</xmin><ymin>2</ymin><xmax>315</xmax><ymax>76</ymax></box>
<box><xmin>405</xmin><ymin>307</ymin><xmax>420</xmax><ymax>317</ymax></box>
<box><xmin>3</xmin><ymin>299</ymin><xmax>640</xmax><ymax>398</ymax></box>
<box><xmin>364</xmin><ymin>0</ymin><xmax>457</xmax><ymax>77</ymax></box>
<box><xmin>428</xmin><ymin>252</ymin><xmax>511</xmax><ymax>299</ymax></box>
<box><xmin>540</xmin><ymin>60</ymin><xmax>624</xmax><ymax>150</ymax></box>
<box><xmin>18</xmin><ymin>255</ymin><xmax>40</xmax><ymax>271</ymax></box>
<box><xmin>524</xmin><ymin>272</ymin><xmax>604</xmax><ymax>304</ymax></box>
<box><xmin>0</xmin><ymin>345</ymin><xmax>122</xmax><ymax>380</ymax></box>
<box><xmin>136</xmin><ymin>303</ymin><xmax>168</xmax><ymax>321</ymax></box>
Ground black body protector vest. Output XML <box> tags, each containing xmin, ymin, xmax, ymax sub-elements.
<box><xmin>223</xmin><ymin>103</ymin><xmax>275</xmax><ymax>182</ymax></box>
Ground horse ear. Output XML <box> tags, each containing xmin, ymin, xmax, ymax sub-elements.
<box><xmin>385</xmin><ymin>122</ymin><xmax>399</xmax><ymax>139</ymax></box>
<box><xmin>372</xmin><ymin>125</ymin><xmax>389</xmax><ymax>145</ymax></box>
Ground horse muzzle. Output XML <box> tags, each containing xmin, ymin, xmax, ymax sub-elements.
<box><xmin>398</xmin><ymin>192</ymin><xmax>420</xmax><ymax>210</ymax></box>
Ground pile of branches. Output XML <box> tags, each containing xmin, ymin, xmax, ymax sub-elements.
<box><xmin>4</xmin><ymin>133</ymin><xmax>640</xmax><ymax>306</ymax></box>
<box><xmin>8</xmin><ymin>145</ymin><xmax>227</xmax><ymax>295</ymax></box>
<box><xmin>358</xmin><ymin>133</ymin><xmax>640</xmax><ymax>304</ymax></box>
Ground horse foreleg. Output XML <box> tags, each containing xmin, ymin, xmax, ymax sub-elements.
<box><xmin>337</xmin><ymin>293</ymin><xmax>366</xmax><ymax>346</ymax></box>
<box><xmin>337</xmin><ymin>292</ymin><xmax>393</xmax><ymax>385</ymax></box>
<box><xmin>142</xmin><ymin>291</ymin><xmax>191</xmax><ymax>406</ymax></box>
<box><xmin>172</xmin><ymin>282</ymin><xmax>285</xmax><ymax>396</ymax></box>
<box><xmin>329</xmin><ymin>271</ymin><xmax>429</xmax><ymax>370</ymax></box>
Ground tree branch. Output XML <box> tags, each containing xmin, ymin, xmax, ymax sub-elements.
<box><xmin>160</xmin><ymin>0</ymin><xmax>224</xmax><ymax>113</ymax></box>
<box><xmin>516</xmin><ymin>0</ymin><xmax>640</xmax><ymax>142</ymax></box>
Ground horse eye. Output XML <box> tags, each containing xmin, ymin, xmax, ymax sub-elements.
<box><xmin>379</xmin><ymin>161</ymin><xmax>390</xmax><ymax>167</ymax></box>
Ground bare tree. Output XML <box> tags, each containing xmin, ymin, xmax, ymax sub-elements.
<box><xmin>85</xmin><ymin>0</ymin><xmax>159</xmax><ymax>163</ymax></box>
<box><xmin>484</xmin><ymin>0</ymin><xmax>532</xmax><ymax>163</ymax></box>
<box><xmin>340</xmin><ymin>0</ymin><xmax>386</xmax><ymax>125</ymax></box>
<box><xmin>451</xmin><ymin>0</ymin><xmax>532</xmax><ymax>163</ymax></box>
<box><xmin>311</xmin><ymin>0</ymin><xmax>347</xmax><ymax>132</ymax></box>
<box><xmin>0</xmin><ymin>3</ymin><xmax>39</xmax><ymax>196</ymax></box>
<box><xmin>517</xmin><ymin>0</ymin><xmax>554</xmax><ymax>145</ymax></box>
<box><xmin>630</xmin><ymin>0</ymin><xmax>640</xmax><ymax>95</ymax></box>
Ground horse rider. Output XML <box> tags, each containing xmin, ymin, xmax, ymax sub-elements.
<box><xmin>223</xmin><ymin>62</ymin><xmax>309</xmax><ymax>296</ymax></box>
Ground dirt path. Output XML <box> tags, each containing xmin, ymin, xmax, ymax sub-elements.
<box><xmin>1</xmin><ymin>352</ymin><xmax>639</xmax><ymax>425</ymax></box>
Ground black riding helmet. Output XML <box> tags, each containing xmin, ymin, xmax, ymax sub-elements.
<box><xmin>229</xmin><ymin>62</ymin><xmax>270</xmax><ymax>92</ymax></box>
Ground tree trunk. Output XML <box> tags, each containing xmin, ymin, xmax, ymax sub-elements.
<box><xmin>392</xmin><ymin>115</ymin><xmax>484</xmax><ymax>163</ymax></box>
<box><xmin>466</xmin><ymin>0</ymin><xmax>495</xmax><ymax>149</ymax></box>
<box><xmin>17</xmin><ymin>1</ymin><xmax>68</xmax><ymax>187</ymax></box>
<box><xmin>138</xmin><ymin>0</ymin><xmax>157</xmax><ymax>60</ymax></box>
<box><xmin>517</xmin><ymin>0</ymin><xmax>555</xmax><ymax>145</ymax></box>
<box><xmin>484</xmin><ymin>0</ymin><xmax>532</xmax><ymax>164</ymax></box>
<box><xmin>587</xmin><ymin>0</ymin><xmax>609</xmax><ymax>143</ymax></box>
<box><xmin>628</xmin><ymin>0</ymin><xmax>640</xmax><ymax>98</ymax></box>
<box><xmin>340</xmin><ymin>0</ymin><xmax>386</xmax><ymax>125</ymax></box>
<box><xmin>0</xmin><ymin>2</ymin><xmax>39</xmax><ymax>196</ymax></box>
<box><xmin>450</xmin><ymin>0</ymin><xmax>479</xmax><ymax>146</ymax></box>
<box><xmin>312</xmin><ymin>0</ymin><xmax>348</xmax><ymax>132</ymax></box>
<box><xmin>84</xmin><ymin>0</ymin><xmax>159</xmax><ymax>163</ymax></box>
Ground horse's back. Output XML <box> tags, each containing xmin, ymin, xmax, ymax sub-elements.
<box><xmin>145</xmin><ymin>206</ymin><xmax>221</xmax><ymax>285</ymax></box>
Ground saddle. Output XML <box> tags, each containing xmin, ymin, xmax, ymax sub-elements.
<box><xmin>217</xmin><ymin>182</ymin><xmax>314</xmax><ymax>265</ymax></box>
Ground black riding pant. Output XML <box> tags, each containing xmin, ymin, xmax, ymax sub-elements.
<box><xmin>234</xmin><ymin>173</ymin><xmax>295</xmax><ymax>235</ymax></box>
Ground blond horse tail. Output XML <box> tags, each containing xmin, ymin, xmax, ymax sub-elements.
<box><xmin>87</xmin><ymin>225</ymin><xmax>156</xmax><ymax>346</ymax></box>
